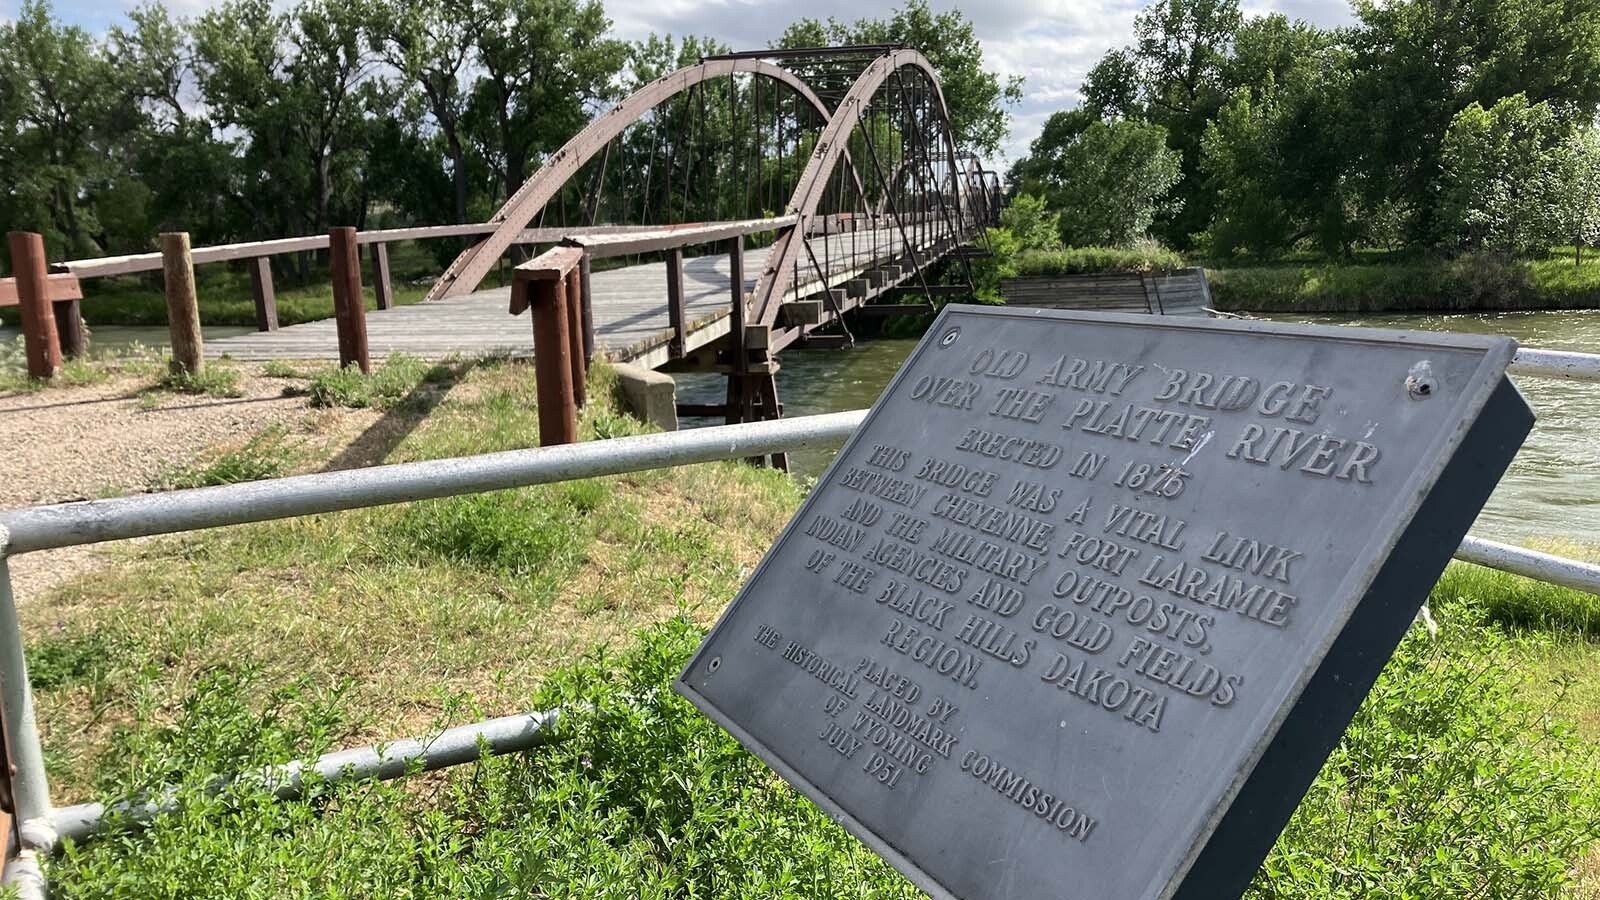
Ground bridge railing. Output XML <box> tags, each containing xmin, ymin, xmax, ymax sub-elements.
<box><xmin>0</xmin><ymin>344</ymin><xmax>1597</xmax><ymax>894</ymax></box>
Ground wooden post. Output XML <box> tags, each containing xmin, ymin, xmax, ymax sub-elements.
<box><xmin>530</xmin><ymin>277</ymin><xmax>576</xmax><ymax>445</ymax></box>
<box><xmin>5</xmin><ymin>232</ymin><xmax>60</xmax><ymax>379</ymax></box>
<box><xmin>248</xmin><ymin>257</ymin><xmax>278</xmax><ymax>331</ymax></box>
<box><xmin>159</xmin><ymin>232</ymin><xmax>204</xmax><ymax>375</ymax></box>
<box><xmin>328</xmin><ymin>227</ymin><xmax>370</xmax><ymax>373</ymax></box>
<box><xmin>666</xmin><ymin>247</ymin><xmax>686</xmax><ymax>359</ymax></box>
<box><xmin>564</xmin><ymin>267</ymin><xmax>586</xmax><ymax>409</ymax></box>
<box><xmin>53</xmin><ymin>298</ymin><xmax>86</xmax><ymax>360</ymax></box>
<box><xmin>510</xmin><ymin>246</ymin><xmax>584</xmax><ymax>446</ymax></box>
<box><xmin>726</xmin><ymin>237</ymin><xmax>748</xmax><ymax>427</ymax></box>
<box><xmin>370</xmin><ymin>242</ymin><xmax>393</xmax><ymax>310</ymax></box>
<box><xmin>578</xmin><ymin>251</ymin><xmax>594</xmax><ymax>363</ymax></box>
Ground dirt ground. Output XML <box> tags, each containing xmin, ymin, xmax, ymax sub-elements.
<box><xmin>0</xmin><ymin>366</ymin><xmax>383</xmax><ymax>601</ymax></box>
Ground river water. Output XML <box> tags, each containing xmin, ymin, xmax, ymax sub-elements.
<box><xmin>683</xmin><ymin>310</ymin><xmax>1600</xmax><ymax>546</ymax></box>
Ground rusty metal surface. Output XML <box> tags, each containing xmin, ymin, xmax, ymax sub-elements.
<box><xmin>424</xmin><ymin>59</ymin><xmax>849</xmax><ymax>304</ymax></box>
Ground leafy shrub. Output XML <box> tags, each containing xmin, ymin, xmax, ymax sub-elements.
<box><xmin>1206</xmin><ymin>254</ymin><xmax>1600</xmax><ymax>312</ymax></box>
<box><xmin>307</xmin><ymin>354</ymin><xmax>452</xmax><ymax>409</ymax></box>
<box><xmin>1250</xmin><ymin>609</ymin><xmax>1600</xmax><ymax>897</ymax></box>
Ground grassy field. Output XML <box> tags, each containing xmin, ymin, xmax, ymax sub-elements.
<box><xmin>9</xmin><ymin>355</ymin><xmax>1600</xmax><ymax>896</ymax></box>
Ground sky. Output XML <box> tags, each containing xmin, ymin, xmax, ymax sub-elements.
<box><xmin>4</xmin><ymin>0</ymin><xmax>1358</xmax><ymax>164</ymax></box>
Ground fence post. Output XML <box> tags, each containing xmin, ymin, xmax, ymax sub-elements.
<box><xmin>159</xmin><ymin>232</ymin><xmax>204</xmax><ymax>375</ymax></box>
<box><xmin>370</xmin><ymin>243</ymin><xmax>393</xmax><ymax>310</ymax></box>
<box><xmin>328</xmin><ymin>227</ymin><xmax>371</xmax><ymax>374</ymax></box>
<box><xmin>511</xmin><ymin>246</ymin><xmax>584</xmax><ymax>446</ymax></box>
<box><xmin>564</xmin><ymin>266</ymin><xmax>586</xmax><ymax>409</ymax></box>
<box><xmin>248</xmin><ymin>257</ymin><xmax>278</xmax><ymax>332</ymax></box>
<box><xmin>5</xmin><ymin>233</ymin><xmax>60</xmax><ymax>379</ymax></box>
<box><xmin>578</xmin><ymin>251</ymin><xmax>594</xmax><ymax>363</ymax></box>
<box><xmin>53</xmin><ymin>298</ymin><xmax>85</xmax><ymax>361</ymax></box>
<box><xmin>666</xmin><ymin>248</ymin><xmax>686</xmax><ymax>359</ymax></box>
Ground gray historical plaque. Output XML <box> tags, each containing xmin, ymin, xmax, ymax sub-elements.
<box><xmin>676</xmin><ymin>306</ymin><xmax>1533</xmax><ymax>900</ymax></box>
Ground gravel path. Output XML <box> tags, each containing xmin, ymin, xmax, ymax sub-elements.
<box><xmin>0</xmin><ymin>366</ymin><xmax>379</xmax><ymax>600</ymax></box>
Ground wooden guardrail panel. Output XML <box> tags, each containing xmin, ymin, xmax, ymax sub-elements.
<box><xmin>1001</xmin><ymin>268</ymin><xmax>1212</xmax><ymax>316</ymax></box>
<box><xmin>0</xmin><ymin>273</ymin><xmax>81</xmax><ymax>308</ymax></box>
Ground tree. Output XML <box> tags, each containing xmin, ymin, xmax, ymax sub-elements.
<box><xmin>366</xmin><ymin>0</ymin><xmax>485</xmax><ymax>224</ymax></box>
<box><xmin>774</xmin><ymin>0</ymin><xmax>1022</xmax><ymax>158</ymax></box>
<box><xmin>1199</xmin><ymin>18</ymin><xmax>1356</xmax><ymax>256</ymax></box>
<box><xmin>1015</xmin><ymin>114</ymin><xmax>1182</xmax><ymax>247</ymax></box>
<box><xmin>1082</xmin><ymin>0</ymin><xmax>1241</xmax><ymax>243</ymax></box>
<box><xmin>1347</xmin><ymin>0</ymin><xmax>1600</xmax><ymax>240</ymax></box>
<box><xmin>1556</xmin><ymin>128</ymin><xmax>1600</xmax><ymax>263</ymax></box>
<box><xmin>1436</xmin><ymin>93</ymin><xmax>1568</xmax><ymax>253</ymax></box>
<box><xmin>998</xmin><ymin>193</ymin><xmax>1061</xmax><ymax>252</ymax></box>
<box><xmin>192</xmin><ymin>0</ymin><xmax>379</xmax><ymax>244</ymax></box>
<box><xmin>0</xmin><ymin>1</ymin><xmax>118</xmax><ymax>256</ymax></box>
<box><xmin>465</xmin><ymin>0</ymin><xmax>627</xmax><ymax>208</ymax></box>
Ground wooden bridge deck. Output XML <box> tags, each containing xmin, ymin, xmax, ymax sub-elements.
<box><xmin>206</xmin><ymin>228</ymin><xmax>923</xmax><ymax>365</ymax></box>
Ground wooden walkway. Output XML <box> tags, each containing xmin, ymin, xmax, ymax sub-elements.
<box><xmin>206</xmin><ymin>228</ymin><xmax>919</xmax><ymax>365</ymax></box>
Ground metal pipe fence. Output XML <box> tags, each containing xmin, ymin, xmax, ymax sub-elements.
<box><xmin>1</xmin><ymin>346</ymin><xmax>1598</xmax><ymax>893</ymax></box>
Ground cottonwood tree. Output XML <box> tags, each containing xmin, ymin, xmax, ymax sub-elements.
<box><xmin>366</xmin><ymin>0</ymin><xmax>485</xmax><ymax>224</ymax></box>
<box><xmin>774</xmin><ymin>0</ymin><xmax>1023</xmax><ymax>159</ymax></box>
<box><xmin>1436</xmin><ymin>94</ymin><xmax>1568</xmax><ymax>254</ymax></box>
<box><xmin>464</xmin><ymin>0</ymin><xmax>627</xmax><ymax>210</ymax></box>
<box><xmin>1013</xmin><ymin>112</ymin><xmax>1181</xmax><ymax>247</ymax></box>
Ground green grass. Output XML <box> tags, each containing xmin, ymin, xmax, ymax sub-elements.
<box><xmin>1012</xmin><ymin>244</ymin><xmax>1188</xmax><ymax>276</ymax></box>
<box><xmin>306</xmin><ymin>354</ymin><xmax>456</xmax><ymax>409</ymax></box>
<box><xmin>150</xmin><ymin>363</ymin><xmax>242</xmax><ymax>399</ymax></box>
<box><xmin>152</xmin><ymin>427</ymin><xmax>299</xmax><ymax>491</ymax></box>
<box><xmin>1208</xmin><ymin>252</ymin><xmax>1600</xmax><ymax>312</ymax></box>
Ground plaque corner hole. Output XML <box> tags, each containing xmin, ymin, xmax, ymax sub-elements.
<box><xmin>708</xmin><ymin>656</ymin><xmax>722</xmax><ymax>674</ymax></box>
<box><xmin>940</xmin><ymin>327</ymin><xmax>960</xmax><ymax>347</ymax></box>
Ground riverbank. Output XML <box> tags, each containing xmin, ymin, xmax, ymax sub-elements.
<box><xmin>4</xmin><ymin>349</ymin><xmax>1598</xmax><ymax>896</ymax></box>
<box><xmin>1208</xmin><ymin>253</ymin><xmax>1600</xmax><ymax>313</ymax></box>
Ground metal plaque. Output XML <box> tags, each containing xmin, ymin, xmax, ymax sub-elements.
<box><xmin>676</xmin><ymin>306</ymin><xmax>1532</xmax><ymax>900</ymax></box>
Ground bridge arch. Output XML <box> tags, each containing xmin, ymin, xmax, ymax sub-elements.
<box><xmin>426</xmin><ymin>59</ymin><xmax>858</xmax><ymax>302</ymax></box>
<box><xmin>749</xmin><ymin>48</ymin><xmax>966</xmax><ymax>326</ymax></box>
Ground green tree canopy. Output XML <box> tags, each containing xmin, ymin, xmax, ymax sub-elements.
<box><xmin>774</xmin><ymin>0</ymin><xmax>1022</xmax><ymax>158</ymax></box>
<box><xmin>1013</xmin><ymin>114</ymin><xmax>1182</xmax><ymax>247</ymax></box>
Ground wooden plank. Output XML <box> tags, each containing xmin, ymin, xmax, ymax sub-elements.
<box><xmin>371</xmin><ymin>243</ymin><xmax>393</xmax><ymax>310</ymax></box>
<box><xmin>328</xmin><ymin>227</ymin><xmax>370</xmax><ymax>373</ymax></box>
<box><xmin>248</xmin><ymin>257</ymin><xmax>278</xmax><ymax>331</ymax></box>
<box><xmin>571</xmin><ymin>216</ymin><xmax>797</xmax><ymax>258</ymax></box>
<box><xmin>0</xmin><ymin>272</ymin><xmax>81</xmax><ymax>308</ymax></box>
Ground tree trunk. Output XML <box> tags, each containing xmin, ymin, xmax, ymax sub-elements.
<box><xmin>447</xmin><ymin>129</ymin><xmax>469</xmax><ymax>224</ymax></box>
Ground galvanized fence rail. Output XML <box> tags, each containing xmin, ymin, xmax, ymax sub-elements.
<box><xmin>1</xmin><ymin>346</ymin><xmax>1598</xmax><ymax>894</ymax></box>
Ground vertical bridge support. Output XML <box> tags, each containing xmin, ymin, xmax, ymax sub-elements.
<box><xmin>511</xmin><ymin>246</ymin><xmax>589</xmax><ymax>446</ymax></box>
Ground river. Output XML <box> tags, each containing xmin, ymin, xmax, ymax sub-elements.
<box><xmin>682</xmin><ymin>310</ymin><xmax>1600</xmax><ymax>546</ymax></box>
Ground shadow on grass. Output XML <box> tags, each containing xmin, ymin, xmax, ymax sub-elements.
<box><xmin>319</xmin><ymin>358</ymin><xmax>481</xmax><ymax>472</ymax></box>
